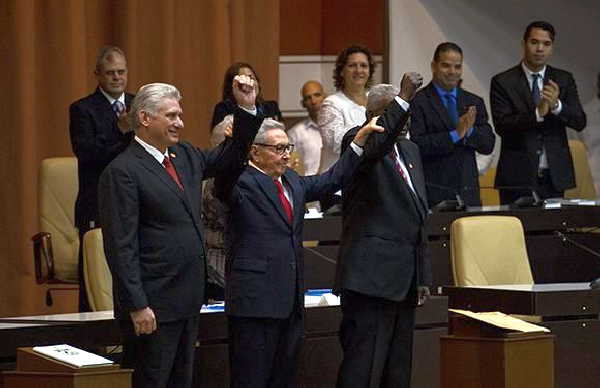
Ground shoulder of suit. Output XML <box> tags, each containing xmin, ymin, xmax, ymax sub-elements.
<box><xmin>492</xmin><ymin>64</ymin><xmax>522</xmax><ymax>82</ymax></box>
<box><xmin>70</xmin><ymin>89</ymin><xmax>104</xmax><ymax>108</ymax></box>
<box><xmin>459</xmin><ymin>88</ymin><xmax>484</xmax><ymax>102</ymax></box>
<box><xmin>546</xmin><ymin>65</ymin><xmax>573</xmax><ymax>79</ymax></box>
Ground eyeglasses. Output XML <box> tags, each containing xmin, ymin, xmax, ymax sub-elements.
<box><xmin>254</xmin><ymin>143</ymin><xmax>295</xmax><ymax>155</ymax></box>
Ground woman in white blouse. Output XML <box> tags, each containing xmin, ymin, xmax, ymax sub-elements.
<box><xmin>318</xmin><ymin>45</ymin><xmax>375</xmax><ymax>173</ymax></box>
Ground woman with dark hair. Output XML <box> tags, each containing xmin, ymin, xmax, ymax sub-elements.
<box><xmin>211</xmin><ymin>62</ymin><xmax>282</xmax><ymax>130</ymax></box>
<box><xmin>317</xmin><ymin>45</ymin><xmax>375</xmax><ymax>173</ymax></box>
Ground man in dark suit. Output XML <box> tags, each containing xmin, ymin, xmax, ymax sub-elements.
<box><xmin>98</xmin><ymin>79</ymin><xmax>261</xmax><ymax>388</ymax></box>
<box><xmin>69</xmin><ymin>46</ymin><xmax>134</xmax><ymax>311</ymax></box>
<box><xmin>491</xmin><ymin>21</ymin><xmax>587</xmax><ymax>204</ymax></box>
<box><xmin>411</xmin><ymin>42</ymin><xmax>495</xmax><ymax>207</ymax></box>
<box><xmin>214</xmin><ymin>96</ymin><xmax>390</xmax><ymax>387</ymax></box>
<box><xmin>335</xmin><ymin>78</ymin><xmax>430</xmax><ymax>388</ymax></box>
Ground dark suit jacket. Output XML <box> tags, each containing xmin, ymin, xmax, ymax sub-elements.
<box><xmin>490</xmin><ymin>64</ymin><xmax>587</xmax><ymax>191</ymax></box>
<box><xmin>335</xmin><ymin>100</ymin><xmax>431</xmax><ymax>303</ymax></box>
<box><xmin>69</xmin><ymin>88</ymin><xmax>135</xmax><ymax>230</ymax></box>
<box><xmin>216</xmin><ymin>140</ymin><xmax>361</xmax><ymax>319</ymax></box>
<box><xmin>211</xmin><ymin>99</ymin><xmax>282</xmax><ymax>129</ymax></box>
<box><xmin>411</xmin><ymin>82</ymin><xmax>495</xmax><ymax>207</ymax></box>
<box><xmin>98</xmin><ymin>108</ymin><xmax>261</xmax><ymax>322</ymax></box>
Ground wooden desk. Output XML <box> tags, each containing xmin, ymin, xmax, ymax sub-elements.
<box><xmin>303</xmin><ymin>206</ymin><xmax>600</xmax><ymax>290</ymax></box>
<box><xmin>443</xmin><ymin>283</ymin><xmax>600</xmax><ymax>388</ymax></box>
<box><xmin>0</xmin><ymin>298</ymin><xmax>448</xmax><ymax>388</ymax></box>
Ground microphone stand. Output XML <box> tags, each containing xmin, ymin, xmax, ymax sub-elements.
<box><xmin>555</xmin><ymin>231</ymin><xmax>600</xmax><ymax>289</ymax></box>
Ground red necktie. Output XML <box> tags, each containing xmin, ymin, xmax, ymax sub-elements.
<box><xmin>163</xmin><ymin>156</ymin><xmax>184</xmax><ymax>190</ymax></box>
<box><xmin>389</xmin><ymin>152</ymin><xmax>409</xmax><ymax>182</ymax></box>
<box><xmin>274</xmin><ymin>180</ymin><xmax>293</xmax><ymax>223</ymax></box>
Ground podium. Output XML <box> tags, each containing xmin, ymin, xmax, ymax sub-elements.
<box><xmin>441</xmin><ymin>313</ymin><xmax>554</xmax><ymax>388</ymax></box>
<box><xmin>2</xmin><ymin>347</ymin><xmax>132</xmax><ymax>388</ymax></box>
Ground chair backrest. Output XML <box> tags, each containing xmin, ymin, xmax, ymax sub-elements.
<box><xmin>450</xmin><ymin>216</ymin><xmax>533</xmax><ymax>286</ymax></box>
<box><xmin>565</xmin><ymin>139</ymin><xmax>597</xmax><ymax>199</ymax></box>
<box><xmin>83</xmin><ymin>228</ymin><xmax>113</xmax><ymax>311</ymax></box>
<box><xmin>38</xmin><ymin>157</ymin><xmax>79</xmax><ymax>283</ymax></box>
<box><xmin>478</xmin><ymin>167</ymin><xmax>499</xmax><ymax>206</ymax></box>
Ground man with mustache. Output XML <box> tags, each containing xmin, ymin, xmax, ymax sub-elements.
<box><xmin>410</xmin><ymin>42</ymin><xmax>495</xmax><ymax>207</ymax></box>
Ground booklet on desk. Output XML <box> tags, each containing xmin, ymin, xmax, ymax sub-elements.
<box><xmin>449</xmin><ymin>309</ymin><xmax>550</xmax><ymax>334</ymax></box>
<box><xmin>32</xmin><ymin>344</ymin><xmax>114</xmax><ymax>368</ymax></box>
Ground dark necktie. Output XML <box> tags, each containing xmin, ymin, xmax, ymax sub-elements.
<box><xmin>444</xmin><ymin>93</ymin><xmax>459</xmax><ymax>126</ymax></box>
<box><xmin>112</xmin><ymin>100</ymin><xmax>125</xmax><ymax>116</ymax></box>
<box><xmin>274</xmin><ymin>180</ymin><xmax>293</xmax><ymax>223</ymax></box>
<box><xmin>163</xmin><ymin>156</ymin><xmax>184</xmax><ymax>190</ymax></box>
<box><xmin>531</xmin><ymin>73</ymin><xmax>541</xmax><ymax>107</ymax></box>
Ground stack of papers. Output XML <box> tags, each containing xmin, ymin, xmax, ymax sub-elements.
<box><xmin>33</xmin><ymin>344</ymin><xmax>114</xmax><ymax>368</ymax></box>
<box><xmin>304</xmin><ymin>289</ymin><xmax>340</xmax><ymax>307</ymax></box>
<box><xmin>449</xmin><ymin>309</ymin><xmax>550</xmax><ymax>333</ymax></box>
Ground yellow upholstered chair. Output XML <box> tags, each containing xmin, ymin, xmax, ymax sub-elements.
<box><xmin>450</xmin><ymin>216</ymin><xmax>533</xmax><ymax>286</ymax></box>
<box><xmin>32</xmin><ymin>157</ymin><xmax>79</xmax><ymax>305</ymax></box>
<box><xmin>83</xmin><ymin>228</ymin><xmax>113</xmax><ymax>311</ymax></box>
<box><xmin>478</xmin><ymin>167</ymin><xmax>500</xmax><ymax>206</ymax></box>
<box><xmin>565</xmin><ymin>139</ymin><xmax>597</xmax><ymax>199</ymax></box>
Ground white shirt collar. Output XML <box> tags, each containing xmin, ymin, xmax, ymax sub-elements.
<box><xmin>134</xmin><ymin>135</ymin><xmax>168</xmax><ymax>164</ymax></box>
<box><xmin>99</xmin><ymin>86</ymin><xmax>126</xmax><ymax>106</ymax></box>
<box><xmin>521</xmin><ymin>62</ymin><xmax>547</xmax><ymax>80</ymax></box>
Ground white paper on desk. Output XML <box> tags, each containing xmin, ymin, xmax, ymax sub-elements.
<box><xmin>318</xmin><ymin>293</ymin><xmax>341</xmax><ymax>306</ymax></box>
<box><xmin>33</xmin><ymin>344</ymin><xmax>114</xmax><ymax>368</ymax></box>
<box><xmin>304</xmin><ymin>208</ymin><xmax>323</xmax><ymax>219</ymax></box>
<box><xmin>449</xmin><ymin>309</ymin><xmax>550</xmax><ymax>333</ymax></box>
<box><xmin>304</xmin><ymin>295</ymin><xmax>322</xmax><ymax>307</ymax></box>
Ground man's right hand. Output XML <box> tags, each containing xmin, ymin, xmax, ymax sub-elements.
<box><xmin>457</xmin><ymin>106</ymin><xmax>476</xmax><ymax>138</ymax></box>
<box><xmin>399</xmin><ymin>72</ymin><xmax>424</xmax><ymax>101</ymax></box>
<box><xmin>117</xmin><ymin>111</ymin><xmax>132</xmax><ymax>134</ymax></box>
<box><xmin>130</xmin><ymin>307</ymin><xmax>157</xmax><ymax>336</ymax></box>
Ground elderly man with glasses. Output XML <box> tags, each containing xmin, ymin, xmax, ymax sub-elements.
<box><xmin>215</xmin><ymin>72</ymin><xmax>421</xmax><ymax>388</ymax></box>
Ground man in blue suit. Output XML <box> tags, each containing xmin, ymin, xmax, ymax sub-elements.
<box><xmin>215</xmin><ymin>72</ymin><xmax>422</xmax><ymax>387</ymax></box>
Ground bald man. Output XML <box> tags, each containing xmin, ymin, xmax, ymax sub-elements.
<box><xmin>287</xmin><ymin>81</ymin><xmax>326</xmax><ymax>175</ymax></box>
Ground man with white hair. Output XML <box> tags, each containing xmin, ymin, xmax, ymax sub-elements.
<box><xmin>215</xmin><ymin>101</ymin><xmax>393</xmax><ymax>386</ymax></box>
<box><xmin>98</xmin><ymin>79</ymin><xmax>261</xmax><ymax>388</ymax></box>
<box><xmin>335</xmin><ymin>77</ymin><xmax>430</xmax><ymax>388</ymax></box>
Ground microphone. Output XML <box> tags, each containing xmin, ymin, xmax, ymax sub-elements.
<box><xmin>555</xmin><ymin>230</ymin><xmax>600</xmax><ymax>289</ymax></box>
<box><xmin>480</xmin><ymin>185</ymin><xmax>543</xmax><ymax>208</ymax></box>
<box><xmin>425</xmin><ymin>182</ymin><xmax>466</xmax><ymax>212</ymax></box>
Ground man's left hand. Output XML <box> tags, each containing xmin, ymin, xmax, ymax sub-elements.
<box><xmin>353</xmin><ymin>116</ymin><xmax>385</xmax><ymax>147</ymax></box>
<box><xmin>233</xmin><ymin>75</ymin><xmax>257</xmax><ymax>110</ymax></box>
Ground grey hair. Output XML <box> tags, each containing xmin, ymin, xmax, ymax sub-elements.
<box><xmin>130</xmin><ymin>83</ymin><xmax>182</xmax><ymax>130</ymax></box>
<box><xmin>95</xmin><ymin>46</ymin><xmax>126</xmax><ymax>71</ymax></box>
<box><xmin>367</xmin><ymin>84</ymin><xmax>399</xmax><ymax>114</ymax></box>
<box><xmin>253</xmin><ymin>118</ymin><xmax>286</xmax><ymax>144</ymax></box>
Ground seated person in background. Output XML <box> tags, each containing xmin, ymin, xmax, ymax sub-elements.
<box><xmin>410</xmin><ymin>42</ymin><xmax>495</xmax><ymax>207</ymax></box>
<box><xmin>202</xmin><ymin>115</ymin><xmax>233</xmax><ymax>301</ymax></box>
<box><xmin>287</xmin><ymin>80</ymin><xmax>326</xmax><ymax>175</ymax></box>
<box><xmin>211</xmin><ymin>62</ymin><xmax>282</xmax><ymax>130</ymax></box>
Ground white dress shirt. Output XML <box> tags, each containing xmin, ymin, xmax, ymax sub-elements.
<box><xmin>287</xmin><ymin>118</ymin><xmax>323</xmax><ymax>175</ymax></box>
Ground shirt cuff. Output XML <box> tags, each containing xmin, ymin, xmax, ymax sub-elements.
<box><xmin>394</xmin><ymin>96</ymin><xmax>410</xmax><ymax>111</ymax></box>
<box><xmin>349</xmin><ymin>142</ymin><xmax>364</xmax><ymax>156</ymax></box>
<box><xmin>450</xmin><ymin>130</ymin><xmax>461</xmax><ymax>143</ymax></box>
<box><xmin>239</xmin><ymin>105</ymin><xmax>258</xmax><ymax>115</ymax></box>
<box><xmin>551</xmin><ymin>99</ymin><xmax>563</xmax><ymax>115</ymax></box>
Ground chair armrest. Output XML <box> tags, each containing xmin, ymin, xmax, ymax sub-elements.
<box><xmin>32</xmin><ymin>232</ymin><xmax>54</xmax><ymax>284</ymax></box>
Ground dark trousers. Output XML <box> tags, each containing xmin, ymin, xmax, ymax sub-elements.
<box><xmin>228</xmin><ymin>312</ymin><xmax>304</xmax><ymax>388</ymax></box>
<box><xmin>337</xmin><ymin>290</ymin><xmax>416</xmax><ymax>388</ymax></box>
<box><xmin>119</xmin><ymin>315</ymin><xmax>200</xmax><ymax>388</ymax></box>
<box><xmin>499</xmin><ymin>169</ymin><xmax>563</xmax><ymax>205</ymax></box>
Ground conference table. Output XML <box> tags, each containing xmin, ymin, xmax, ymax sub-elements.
<box><xmin>0</xmin><ymin>296</ymin><xmax>448</xmax><ymax>388</ymax></box>
<box><xmin>304</xmin><ymin>204</ymin><xmax>600</xmax><ymax>291</ymax></box>
<box><xmin>444</xmin><ymin>282</ymin><xmax>600</xmax><ymax>388</ymax></box>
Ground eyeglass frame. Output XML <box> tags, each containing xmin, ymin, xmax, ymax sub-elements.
<box><xmin>253</xmin><ymin>142</ymin><xmax>295</xmax><ymax>155</ymax></box>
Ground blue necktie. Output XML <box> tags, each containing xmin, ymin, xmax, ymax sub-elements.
<box><xmin>112</xmin><ymin>100</ymin><xmax>125</xmax><ymax>116</ymax></box>
<box><xmin>531</xmin><ymin>73</ymin><xmax>541</xmax><ymax>106</ymax></box>
<box><xmin>444</xmin><ymin>93</ymin><xmax>459</xmax><ymax>126</ymax></box>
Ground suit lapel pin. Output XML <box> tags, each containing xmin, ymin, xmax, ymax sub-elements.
<box><xmin>409</xmin><ymin>163</ymin><xmax>413</xmax><ymax>169</ymax></box>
